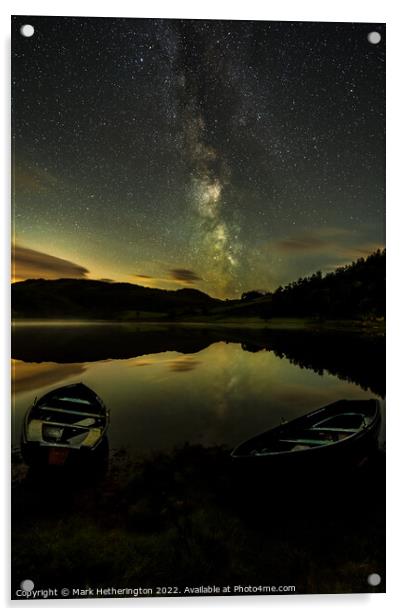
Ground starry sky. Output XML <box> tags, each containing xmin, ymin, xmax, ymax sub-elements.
<box><xmin>12</xmin><ymin>16</ymin><xmax>385</xmax><ymax>298</ymax></box>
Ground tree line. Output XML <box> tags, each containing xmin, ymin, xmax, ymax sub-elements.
<box><xmin>244</xmin><ymin>249</ymin><xmax>385</xmax><ymax>320</ymax></box>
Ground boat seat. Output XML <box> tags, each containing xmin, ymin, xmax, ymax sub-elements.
<box><xmin>312</xmin><ymin>413</ymin><xmax>366</xmax><ymax>431</ymax></box>
<box><xmin>41</xmin><ymin>419</ymin><xmax>92</xmax><ymax>430</ymax></box>
<box><xmin>80</xmin><ymin>428</ymin><xmax>102</xmax><ymax>447</ymax></box>
<box><xmin>38</xmin><ymin>405</ymin><xmax>104</xmax><ymax>419</ymax></box>
<box><xmin>54</xmin><ymin>396</ymin><xmax>92</xmax><ymax>406</ymax></box>
<box><xmin>279</xmin><ymin>438</ymin><xmax>330</xmax><ymax>446</ymax></box>
<box><xmin>75</xmin><ymin>417</ymin><xmax>96</xmax><ymax>427</ymax></box>
<box><xmin>309</xmin><ymin>427</ymin><xmax>358</xmax><ymax>433</ymax></box>
<box><xmin>26</xmin><ymin>419</ymin><xmax>44</xmax><ymax>442</ymax></box>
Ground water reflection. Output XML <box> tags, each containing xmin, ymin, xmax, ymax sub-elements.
<box><xmin>12</xmin><ymin>360</ymin><xmax>86</xmax><ymax>394</ymax></box>
<box><xmin>12</xmin><ymin>322</ymin><xmax>385</xmax><ymax>396</ymax></box>
<box><xmin>12</xmin><ymin>323</ymin><xmax>385</xmax><ymax>457</ymax></box>
<box><xmin>168</xmin><ymin>357</ymin><xmax>201</xmax><ymax>372</ymax></box>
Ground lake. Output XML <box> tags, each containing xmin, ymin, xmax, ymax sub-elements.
<box><xmin>12</xmin><ymin>322</ymin><xmax>386</xmax><ymax>456</ymax></box>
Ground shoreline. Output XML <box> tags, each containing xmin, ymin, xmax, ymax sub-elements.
<box><xmin>11</xmin><ymin>317</ymin><xmax>385</xmax><ymax>336</ymax></box>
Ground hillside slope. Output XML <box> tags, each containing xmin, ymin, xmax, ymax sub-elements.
<box><xmin>12</xmin><ymin>278</ymin><xmax>221</xmax><ymax>319</ymax></box>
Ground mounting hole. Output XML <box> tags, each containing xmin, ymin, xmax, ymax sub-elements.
<box><xmin>20</xmin><ymin>24</ymin><xmax>35</xmax><ymax>38</ymax></box>
<box><xmin>20</xmin><ymin>579</ymin><xmax>34</xmax><ymax>592</ymax></box>
<box><xmin>367</xmin><ymin>31</ymin><xmax>381</xmax><ymax>45</ymax></box>
<box><xmin>367</xmin><ymin>572</ymin><xmax>381</xmax><ymax>586</ymax></box>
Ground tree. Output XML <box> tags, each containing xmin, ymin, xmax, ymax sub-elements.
<box><xmin>241</xmin><ymin>290</ymin><xmax>265</xmax><ymax>301</ymax></box>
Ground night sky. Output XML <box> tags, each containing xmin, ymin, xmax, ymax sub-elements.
<box><xmin>12</xmin><ymin>16</ymin><xmax>385</xmax><ymax>298</ymax></box>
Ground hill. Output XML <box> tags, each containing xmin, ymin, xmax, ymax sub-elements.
<box><xmin>11</xmin><ymin>249</ymin><xmax>385</xmax><ymax>321</ymax></box>
<box><xmin>11</xmin><ymin>278</ymin><xmax>221</xmax><ymax>319</ymax></box>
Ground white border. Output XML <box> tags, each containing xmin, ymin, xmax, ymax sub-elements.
<box><xmin>2</xmin><ymin>1</ymin><xmax>401</xmax><ymax>614</ymax></box>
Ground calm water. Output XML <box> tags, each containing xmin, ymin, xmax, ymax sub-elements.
<box><xmin>12</xmin><ymin>323</ymin><xmax>385</xmax><ymax>455</ymax></box>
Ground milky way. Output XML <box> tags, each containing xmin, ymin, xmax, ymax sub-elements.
<box><xmin>12</xmin><ymin>17</ymin><xmax>385</xmax><ymax>297</ymax></box>
<box><xmin>185</xmin><ymin>115</ymin><xmax>241</xmax><ymax>296</ymax></box>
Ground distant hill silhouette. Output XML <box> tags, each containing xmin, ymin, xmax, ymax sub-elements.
<box><xmin>12</xmin><ymin>249</ymin><xmax>385</xmax><ymax>320</ymax></box>
<box><xmin>11</xmin><ymin>278</ymin><xmax>221</xmax><ymax>319</ymax></box>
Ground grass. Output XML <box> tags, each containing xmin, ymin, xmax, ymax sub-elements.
<box><xmin>12</xmin><ymin>443</ymin><xmax>385</xmax><ymax>597</ymax></box>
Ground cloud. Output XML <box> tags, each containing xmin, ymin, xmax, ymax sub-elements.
<box><xmin>274</xmin><ymin>228</ymin><xmax>383</xmax><ymax>262</ymax></box>
<box><xmin>130</xmin><ymin>269</ymin><xmax>203</xmax><ymax>289</ymax></box>
<box><xmin>169</xmin><ymin>268</ymin><xmax>202</xmax><ymax>284</ymax></box>
<box><xmin>14</xmin><ymin>166</ymin><xmax>59</xmax><ymax>194</ymax></box>
<box><xmin>12</xmin><ymin>244</ymin><xmax>89</xmax><ymax>281</ymax></box>
<box><xmin>276</xmin><ymin>236</ymin><xmax>327</xmax><ymax>254</ymax></box>
<box><xmin>249</xmin><ymin>227</ymin><xmax>384</xmax><ymax>293</ymax></box>
<box><xmin>275</xmin><ymin>228</ymin><xmax>352</xmax><ymax>255</ymax></box>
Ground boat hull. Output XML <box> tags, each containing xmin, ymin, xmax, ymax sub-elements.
<box><xmin>231</xmin><ymin>399</ymin><xmax>381</xmax><ymax>476</ymax></box>
<box><xmin>20</xmin><ymin>382</ymin><xmax>109</xmax><ymax>468</ymax></box>
<box><xmin>21</xmin><ymin>434</ymin><xmax>109</xmax><ymax>468</ymax></box>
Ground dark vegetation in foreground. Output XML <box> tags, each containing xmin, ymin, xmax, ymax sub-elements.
<box><xmin>12</xmin><ymin>443</ymin><xmax>385</xmax><ymax>595</ymax></box>
<box><xmin>12</xmin><ymin>250</ymin><xmax>385</xmax><ymax>321</ymax></box>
